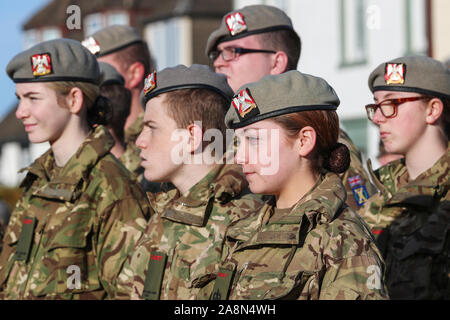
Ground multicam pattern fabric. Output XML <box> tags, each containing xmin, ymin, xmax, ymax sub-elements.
<box><xmin>122</xmin><ymin>111</ymin><xmax>145</xmax><ymax>182</ymax></box>
<box><xmin>113</xmin><ymin>164</ymin><xmax>263</xmax><ymax>300</ymax></box>
<box><xmin>338</xmin><ymin>129</ymin><xmax>377</xmax><ymax>211</ymax></box>
<box><xmin>0</xmin><ymin>126</ymin><xmax>151</xmax><ymax>299</ymax></box>
<box><xmin>203</xmin><ymin>172</ymin><xmax>388</xmax><ymax>300</ymax></box>
<box><xmin>124</xmin><ymin>111</ymin><xmax>144</xmax><ymax>145</ymax></box>
<box><xmin>358</xmin><ymin>144</ymin><xmax>450</xmax><ymax>299</ymax></box>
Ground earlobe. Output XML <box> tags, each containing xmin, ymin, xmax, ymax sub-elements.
<box><xmin>426</xmin><ymin>98</ymin><xmax>444</xmax><ymax>125</ymax></box>
<box><xmin>297</xmin><ymin>126</ymin><xmax>316</xmax><ymax>157</ymax></box>
<box><xmin>271</xmin><ymin>51</ymin><xmax>289</xmax><ymax>75</ymax></box>
<box><xmin>127</xmin><ymin>62</ymin><xmax>145</xmax><ymax>90</ymax></box>
<box><xmin>67</xmin><ymin>87</ymin><xmax>84</xmax><ymax>115</ymax></box>
<box><xmin>187</xmin><ymin>123</ymin><xmax>204</xmax><ymax>153</ymax></box>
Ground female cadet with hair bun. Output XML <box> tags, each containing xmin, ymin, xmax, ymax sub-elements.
<box><xmin>0</xmin><ymin>38</ymin><xmax>150</xmax><ymax>299</ymax></box>
<box><xmin>202</xmin><ymin>71</ymin><xmax>388</xmax><ymax>300</ymax></box>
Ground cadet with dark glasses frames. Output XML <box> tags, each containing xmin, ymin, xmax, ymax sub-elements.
<box><xmin>365</xmin><ymin>96</ymin><xmax>431</xmax><ymax>120</ymax></box>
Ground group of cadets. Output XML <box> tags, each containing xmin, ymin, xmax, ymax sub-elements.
<box><xmin>0</xmin><ymin>4</ymin><xmax>448</xmax><ymax>300</ymax></box>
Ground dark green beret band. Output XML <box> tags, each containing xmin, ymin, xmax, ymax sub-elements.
<box><xmin>206</xmin><ymin>4</ymin><xmax>297</xmax><ymax>56</ymax></box>
<box><xmin>368</xmin><ymin>55</ymin><xmax>450</xmax><ymax>100</ymax></box>
<box><xmin>82</xmin><ymin>25</ymin><xmax>143</xmax><ymax>57</ymax></box>
<box><xmin>7</xmin><ymin>38</ymin><xmax>99</xmax><ymax>84</ymax></box>
<box><xmin>225</xmin><ymin>70</ymin><xmax>340</xmax><ymax>129</ymax></box>
<box><xmin>99</xmin><ymin>61</ymin><xmax>125</xmax><ymax>86</ymax></box>
<box><xmin>143</xmin><ymin>64</ymin><xmax>233</xmax><ymax>104</ymax></box>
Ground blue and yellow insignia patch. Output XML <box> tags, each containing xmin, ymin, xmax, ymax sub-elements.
<box><xmin>347</xmin><ymin>175</ymin><xmax>369</xmax><ymax>206</ymax></box>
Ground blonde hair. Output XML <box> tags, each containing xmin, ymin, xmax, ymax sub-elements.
<box><xmin>47</xmin><ymin>81</ymin><xmax>111</xmax><ymax>127</ymax></box>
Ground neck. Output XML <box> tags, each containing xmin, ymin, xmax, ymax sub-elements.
<box><xmin>124</xmin><ymin>89</ymin><xmax>144</xmax><ymax>131</ymax></box>
<box><xmin>51</xmin><ymin>118</ymin><xmax>90</xmax><ymax>167</ymax></box>
<box><xmin>172</xmin><ymin>163</ymin><xmax>220</xmax><ymax>196</ymax></box>
<box><xmin>276</xmin><ymin>165</ymin><xmax>319</xmax><ymax>209</ymax></box>
<box><xmin>405</xmin><ymin>129</ymin><xmax>447</xmax><ymax>180</ymax></box>
<box><xmin>108</xmin><ymin>128</ymin><xmax>125</xmax><ymax>159</ymax></box>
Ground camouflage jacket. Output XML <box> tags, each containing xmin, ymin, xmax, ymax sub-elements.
<box><xmin>0</xmin><ymin>126</ymin><xmax>150</xmax><ymax>299</ymax></box>
<box><xmin>121</xmin><ymin>111</ymin><xmax>144</xmax><ymax>182</ymax></box>
<box><xmin>205</xmin><ymin>172</ymin><xmax>388</xmax><ymax>300</ymax></box>
<box><xmin>339</xmin><ymin>129</ymin><xmax>377</xmax><ymax>211</ymax></box>
<box><xmin>113</xmin><ymin>164</ymin><xmax>263</xmax><ymax>300</ymax></box>
<box><xmin>358</xmin><ymin>144</ymin><xmax>449</xmax><ymax>299</ymax></box>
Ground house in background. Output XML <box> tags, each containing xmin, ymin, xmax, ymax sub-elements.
<box><xmin>0</xmin><ymin>0</ymin><xmax>231</xmax><ymax>187</ymax></box>
<box><xmin>2</xmin><ymin>0</ymin><xmax>448</xmax><ymax>187</ymax></box>
<box><xmin>234</xmin><ymin>0</ymin><xmax>431</xmax><ymax>169</ymax></box>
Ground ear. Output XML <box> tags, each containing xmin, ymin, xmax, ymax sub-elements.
<box><xmin>187</xmin><ymin>122</ymin><xmax>204</xmax><ymax>153</ymax></box>
<box><xmin>125</xmin><ymin>61</ymin><xmax>145</xmax><ymax>90</ymax></box>
<box><xmin>65</xmin><ymin>87</ymin><xmax>84</xmax><ymax>115</ymax></box>
<box><xmin>425</xmin><ymin>98</ymin><xmax>444</xmax><ymax>125</ymax></box>
<box><xmin>270</xmin><ymin>51</ymin><xmax>289</xmax><ymax>75</ymax></box>
<box><xmin>296</xmin><ymin>126</ymin><xmax>316</xmax><ymax>157</ymax></box>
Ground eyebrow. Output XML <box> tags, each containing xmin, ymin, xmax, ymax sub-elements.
<box><xmin>143</xmin><ymin>120</ymin><xmax>156</xmax><ymax>126</ymax></box>
<box><xmin>15</xmin><ymin>91</ymin><xmax>40</xmax><ymax>98</ymax></box>
<box><xmin>374</xmin><ymin>92</ymin><xmax>396</xmax><ymax>102</ymax></box>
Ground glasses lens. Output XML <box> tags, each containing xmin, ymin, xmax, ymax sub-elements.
<box><xmin>222</xmin><ymin>47</ymin><xmax>236</xmax><ymax>61</ymax></box>
<box><xmin>366</xmin><ymin>105</ymin><xmax>375</xmax><ymax>120</ymax></box>
<box><xmin>380</xmin><ymin>103</ymin><xmax>395</xmax><ymax>117</ymax></box>
<box><xmin>209</xmin><ymin>51</ymin><xmax>219</xmax><ymax>62</ymax></box>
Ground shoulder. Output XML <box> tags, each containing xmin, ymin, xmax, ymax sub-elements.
<box><xmin>312</xmin><ymin>206</ymin><xmax>378</xmax><ymax>261</ymax></box>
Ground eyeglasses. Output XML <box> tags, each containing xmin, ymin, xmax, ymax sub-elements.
<box><xmin>209</xmin><ymin>46</ymin><xmax>276</xmax><ymax>62</ymax></box>
<box><xmin>365</xmin><ymin>96</ymin><xmax>431</xmax><ymax>121</ymax></box>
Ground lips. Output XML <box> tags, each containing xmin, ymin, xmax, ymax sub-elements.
<box><xmin>380</xmin><ymin>131</ymin><xmax>390</xmax><ymax>139</ymax></box>
<box><xmin>23</xmin><ymin>123</ymin><xmax>36</xmax><ymax>132</ymax></box>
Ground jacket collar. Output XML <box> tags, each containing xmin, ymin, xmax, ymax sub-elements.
<box><xmin>149</xmin><ymin>164</ymin><xmax>248</xmax><ymax>227</ymax></box>
<box><xmin>228</xmin><ymin>172</ymin><xmax>347</xmax><ymax>245</ymax></box>
<box><xmin>19</xmin><ymin>125</ymin><xmax>114</xmax><ymax>202</ymax></box>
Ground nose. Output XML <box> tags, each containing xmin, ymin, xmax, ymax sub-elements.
<box><xmin>135</xmin><ymin>131</ymin><xmax>147</xmax><ymax>150</ymax></box>
<box><xmin>234</xmin><ymin>138</ymin><xmax>247</xmax><ymax>165</ymax></box>
<box><xmin>371</xmin><ymin>107</ymin><xmax>386</xmax><ymax>125</ymax></box>
<box><xmin>15</xmin><ymin>100</ymin><xmax>29</xmax><ymax>120</ymax></box>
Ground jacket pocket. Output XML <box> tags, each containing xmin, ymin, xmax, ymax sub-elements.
<box><xmin>32</xmin><ymin>217</ymin><xmax>100</xmax><ymax>298</ymax></box>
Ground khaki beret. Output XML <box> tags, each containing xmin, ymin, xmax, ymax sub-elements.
<box><xmin>82</xmin><ymin>25</ymin><xmax>143</xmax><ymax>57</ymax></box>
<box><xmin>368</xmin><ymin>55</ymin><xmax>450</xmax><ymax>100</ymax></box>
<box><xmin>143</xmin><ymin>64</ymin><xmax>233</xmax><ymax>103</ymax></box>
<box><xmin>205</xmin><ymin>4</ymin><xmax>298</xmax><ymax>56</ymax></box>
<box><xmin>225</xmin><ymin>70</ymin><xmax>340</xmax><ymax>129</ymax></box>
<box><xmin>99</xmin><ymin>62</ymin><xmax>124</xmax><ymax>86</ymax></box>
<box><xmin>7</xmin><ymin>38</ymin><xmax>99</xmax><ymax>84</ymax></box>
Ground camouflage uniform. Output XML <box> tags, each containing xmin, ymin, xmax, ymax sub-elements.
<box><xmin>204</xmin><ymin>172</ymin><xmax>388</xmax><ymax>300</ymax></box>
<box><xmin>113</xmin><ymin>163</ymin><xmax>263</xmax><ymax>300</ymax></box>
<box><xmin>338</xmin><ymin>129</ymin><xmax>377</xmax><ymax>211</ymax></box>
<box><xmin>358</xmin><ymin>144</ymin><xmax>450</xmax><ymax>299</ymax></box>
<box><xmin>0</xmin><ymin>126</ymin><xmax>150</xmax><ymax>299</ymax></box>
<box><xmin>121</xmin><ymin>111</ymin><xmax>145</xmax><ymax>181</ymax></box>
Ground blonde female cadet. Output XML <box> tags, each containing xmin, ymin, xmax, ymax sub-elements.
<box><xmin>0</xmin><ymin>39</ymin><xmax>150</xmax><ymax>299</ymax></box>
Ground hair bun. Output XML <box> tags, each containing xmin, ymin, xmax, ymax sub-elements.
<box><xmin>87</xmin><ymin>95</ymin><xmax>112</xmax><ymax>128</ymax></box>
<box><xmin>324</xmin><ymin>142</ymin><xmax>350</xmax><ymax>174</ymax></box>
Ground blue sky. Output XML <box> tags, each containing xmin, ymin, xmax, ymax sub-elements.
<box><xmin>0</xmin><ymin>0</ymin><xmax>50</xmax><ymax>121</ymax></box>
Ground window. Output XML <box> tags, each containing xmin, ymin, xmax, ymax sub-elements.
<box><xmin>405</xmin><ymin>0</ymin><xmax>427</xmax><ymax>55</ymax></box>
<box><xmin>144</xmin><ymin>17</ymin><xmax>192</xmax><ymax>70</ymax></box>
<box><xmin>41</xmin><ymin>27</ymin><xmax>61</xmax><ymax>41</ymax></box>
<box><xmin>23</xmin><ymin>29</ymin><xmax>39</xmax><ymax>49</ymax></box>
<box><xmin>339</xmin><ymin>0</ymin><xmax>367</xmax><ymax>67</ymax></box>
<box><xmin>84</xmin><ymin>13</ymin><xmax>105</xmax><ymax>36</ymax></box>
<box><xmin>341</xmin><ymin>118</ymin><xmax>369</xmax><ymax>157</ymax></box>
<box><xmin>107</xmin><ymin>11</ymin><xmax>130</xmax><ymax>26</ymax></box>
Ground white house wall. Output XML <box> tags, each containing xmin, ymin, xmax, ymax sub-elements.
<box><xmin>233</xmin><ymin>0</ymin><xmax>427</xmax><ymax>168</ymax></box>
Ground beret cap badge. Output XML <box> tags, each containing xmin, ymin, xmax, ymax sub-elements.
<box><xmin>81</xmin><ymin>36</ymin><xmax>101</xmax><ymax>55</ymax></box>
<box><xmin>144</xmin><ymin>72</ymin><xmax>156</xmax><ymax>95</ymax></box>
<box><xmin>384</xmin><ymin>63</ymin><xmax>405</xmax><ymax>85</ymax></box>
<box><xmin>31</xmin><ymin>53</ymin><xmax>52</xmax><ymax>76</ymax></box>
<box><xmin>225</xmin><ymin>12</ymin><xmax>247</xmax><ymax>36</ymax></box>
<box><xmin>232</xmin><ymin>88</ymin><xmax>259</xmax><ymax>119</ymax></box>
